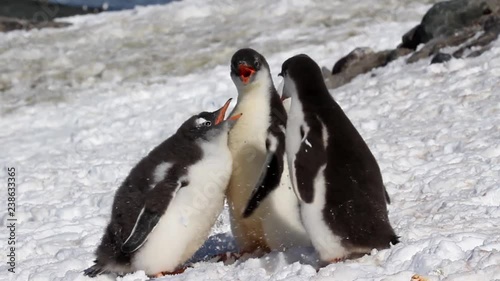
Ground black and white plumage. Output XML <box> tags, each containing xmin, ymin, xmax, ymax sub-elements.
<box><xmin>279</xmin><ymin>54</ymin><xmax>398</xmax><ymax>262</ymax></box>
<box><xmin>84</xmin><ymin>99</ymin><xmax>241</xmax><ymax>277</ymax></box>
<box><xmin>226</xmin><ymin>48</ymin><xmax>310</xmax><ymax>253</ymax></box>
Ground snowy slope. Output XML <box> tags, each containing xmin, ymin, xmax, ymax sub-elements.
<box><xmin>1</xmin><ymin>0</ymin><xmax>499</xmax><ymax>280</ymax></box>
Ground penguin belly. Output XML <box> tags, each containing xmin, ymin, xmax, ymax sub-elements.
<box><xmin>300</xmin><ymin>165</ymin><xmax>349</xmax><ymax>262</ymax></box>
<box><xmin>226</xmin><ymin>140</ymin><xmax>269</xmax><ymax>253</ymax></box>
<box><xmin>226</xmin><ymin>97</ymin><xmax>271</xmax><ymax>253</ymax></box>
<box><xmin>261</xmin><ymin>159</ymin><xmax>311</xmax><ymax>250</ymax></box>
<box><xmin>227</xmin><ymin>95</ymin><xmax>309</xmax><ymax>252</ymax></box>
<box><xmin>132</xmin><ymin>143</ymin><xmax>232</xmax><ymax>275</ymax></box>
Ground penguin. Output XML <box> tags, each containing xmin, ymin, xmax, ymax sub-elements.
<box><xmin>279</xmin><ymin>54</ymin><xmax>399</xmax><ymax>263</ymax></box>
<box><xmin>225</xmin><ymin>48</ymin><xmax>310</xmax><ymax>254</ymax></box>
<box><xmin>84</xmin><ymin>99</ymin><xmax>241</xmax><ymax>278</ymax></box>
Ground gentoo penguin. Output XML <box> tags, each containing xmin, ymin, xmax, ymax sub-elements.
<box><xmin>279</xmin><ymin>54</ymin><xmax>399</xmax><ymax>263</ymax></box>
<box><xmin>226</xmin><ymin>48</ymin><xmax>310</xmax><ymax>253</ymax></box>
<box><xmin>84</xmin><ymin>99</ymin><xmax>241</xmax><ymax>277</ymax></box>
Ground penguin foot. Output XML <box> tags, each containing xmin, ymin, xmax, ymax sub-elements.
<box><xmin>411</xmin><ymin>274</ymin><xmax>429</xmax><ymax>281</ymax></box>
<box><xmin>328</xmin><ymin>257</ymin><xmax>346</xmax><ymax>264</ymax></box>
<box><xmin>152</xmin><ymin>267</ymin><xmax>186</xmax><ymax>278</ymax></box>
<box><xmin>209</xmin><ymin>251</ymin><xmax>243</xmax><ymax>264</ymax></box>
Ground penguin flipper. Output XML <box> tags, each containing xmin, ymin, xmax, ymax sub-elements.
<box><xmin>121</xmin><ymin>208</ymin><xmax>161</xmax><ymax>253</ymax></box>
<box><xmin>121</xmin><ymin>179</ymin><xmax>181</xmax><ymax>253</ymax></box>
<box><xmin>243</xmin><ymin>135</ymin><xmax>284</xmax><ymax>218</ymax></box>
<box><xmin>83</xmin><ymin>263</ymin><xmax>108</xmax><ymax>277</ymax></box>
<box><xmin>292</xmin><ymin>128</ymin><xmax>327</xmax><ymax>204</ymax></box>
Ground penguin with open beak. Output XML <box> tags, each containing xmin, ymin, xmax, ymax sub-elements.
<box><xmin>279</xmin><ymin>54</ymin><xmax>398</xmax><ymax>263</ymax></box>
<box><xmin>84</xmin><ymin>99</ymin><xmax>241</xmax><ymax>278</ymax></box>
<box><xmin>226</xmin><ymin>48</ymin><xmax>310</xmax><ymax>254</ymax></box>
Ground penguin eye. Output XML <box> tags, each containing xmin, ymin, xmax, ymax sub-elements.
<box><xmin>195</xmin><ymin>118</ymin><xmax>211</xmax><ymax>128</ymax></box>
<box><xmin>254</xmin><ymin>60</ymin><xmax>260</xmax><ymax>69</ymax></box>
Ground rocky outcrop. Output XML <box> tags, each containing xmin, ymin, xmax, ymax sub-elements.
<box><xmin>0</xmin><ymin>0</ymin><xmax>100</xmax><ymax>21</ymax></box>
<box><xmin>400</xmin><ymin>0</ymin><xmax>499</xmax><ymax>50</ymax></box>
<box><xmin>323</xmin><ymin>0</ymin><xmax>500</xmax><ymax>89</ymax></box>
<box><xmin>0</xmin><ymin>16</ymin><xmax>70</xmax><ymax>32</ymax></box>
<box><xmin>0</xmin><ymin>0</ymin><xmax>104</xmax><ymax>32</ymax></box>
<box><xmin>324</xmin><ymin>47</ymin><xmax>412</xmax><ymax>89</ymax></box>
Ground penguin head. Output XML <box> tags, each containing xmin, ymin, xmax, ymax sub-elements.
<box><xmin>279</xmin><ymin>54</ymin><xmax>324</xmax><ymax>100</ymax></box>
<box><xmin>230</xmin><ymin>48</ymin><xmax>271</xmax><ymax>89</ymax></box>
<box><xmin>179</xmin><ymin>98</ymin><xmax>242</xmax><ymax>141</ymax></box>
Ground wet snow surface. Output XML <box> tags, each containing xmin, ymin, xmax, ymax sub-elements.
<box><xmin>1</xmin><ymin>0</ymin><xmax>500</xmax><ymax>280</ymax></box>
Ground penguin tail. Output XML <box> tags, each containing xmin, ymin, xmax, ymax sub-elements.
<box><xmin>390</xmin><ymin>235</ymin><xmax>400</xmax><ymax>246</ymax></box>
<box><xmin>83</xmin><ymin>263</ymin><xmax>107</xmax><ymax>278</ymax></box>
<box><xmin>384</xmin><ymin>189</ymin><xmax>391</xmax><ymax>204</ymax></box>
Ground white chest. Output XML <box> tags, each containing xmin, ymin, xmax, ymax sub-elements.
<box><xmin>131</xmin><ymin>137</ymin><xmax>232</xmax><ymax>274</ymax></box>
<box><xmin>228</xmin><ymin>93</ymin><xmax>271</xmax><ymax>152</ymax></box>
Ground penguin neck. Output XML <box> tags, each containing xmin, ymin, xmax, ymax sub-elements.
<box><xmin>199</xmin><ymin>129</ymin><xmax>229</xmax><ymax>147</ymax></box>
<box><xmin>235</xmin><ymin>73</ymin><xmax>273</xmax><ymax>105</ymax></box>
<box><xmin>230</xmin><ymin>74</ymin><xmax>274</xmax><ymax>147</ymax></box>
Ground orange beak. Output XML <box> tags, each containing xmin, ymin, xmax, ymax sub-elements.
<box><xmin>215</xmin><ymin>98</ymin><xmax>232</xmax><ymax>125</ymax></box>
<box><xmin>229</xmin><ymin>113</ymin><xmax>243</xmax><ymax>121</ymax></box>
<box><xmin>238</xmin><ymin>64</ymin><xmax>255</xmax><ymax>84</ymax></box>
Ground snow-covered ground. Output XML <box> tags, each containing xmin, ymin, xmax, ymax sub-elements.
<box><xmin>1</xmin><ymin>0</ymin><xmax>499</xmax><ymax>280</ymax></box>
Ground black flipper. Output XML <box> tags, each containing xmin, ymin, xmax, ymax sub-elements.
<box><xmin>83</xmin><ymin>264</ymin><xmax>108</xmax><ymax>278</ymax></box>
<box><xmin>243</xmin><ymin>151</ymin><xmax>282</xmax><ymax>217</ymax></box>
<box><xmin>120</xmin><ymin>179</ymin><xmax>181</xmax><ymax>253</ymax></box>
<box><xmin>121</xmin><ymin>208</ymin><xmax>161</xmax><ymax>253</ymax></box>
<box><xmin>293</xmin><ymin>119</ymin><xmax>328</xmax><ymax>204</ymax></box>
<box><xmin>242</xmin><ymin>134</ymin><xmax>284</xmax><ymax>218</ymax></box>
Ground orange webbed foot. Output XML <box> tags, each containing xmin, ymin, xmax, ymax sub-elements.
<box><xmin>152</xmin><ymin>267</ymin><xmax>186</xmax><ymax>278</ymax></box>
<box><xmin>329</xmin><ymin>257</ymin><xmax>345</xmax><ymax>263</ymax></box>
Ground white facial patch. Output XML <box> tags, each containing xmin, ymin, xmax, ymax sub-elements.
<box><xmin>195</xmin><ymin>117</ymin><xmax>210</xmax><ymax>126</ymax></box>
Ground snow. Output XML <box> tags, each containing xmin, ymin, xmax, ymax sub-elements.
<box><xmin>1</xmin><ymin>0</ymin><xmax>499</xmax><ymax>280</ymax></box>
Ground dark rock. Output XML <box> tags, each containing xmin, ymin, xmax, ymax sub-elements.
<box><xmin>431</xmin><ymin>52</ymin><xmax>452</xmax><ymax>64</ymax></box>
<box><xmin>484</xmin><ymin>14</ymin><xmax>500</xmax><ymax>33</ymax></box>
<box><xmin>400</xmin><ymin>24</ymin><xmax>427</xmax><ymax>50</ymax></box>
<box><xmin>325</xmin><ymin>0</ymin><xmax>500</xmax><ymax>88</ymax></box>
<box><xmin>331</xmin><ymin>47</ymin><xmax>373</xmax><ymax>75</ymax></box>
<box><xmin>421</xmin><ymin>0</ymin><xmax>490</xmax><ymax>39</ymax></box>
<box><xmin>453</xmin><ymin>16</ymin><xmax>500</xmax><ymax>58</ymax></box>
<box><xmin>0</xmin><ymin>0</ymin><xmax>100</xmax><ymax>22</ymax></box>
<box><xmin>406</xmin><ymin>27</ymin><xmax>480</xmax><ymax>63</ymax></box>
<box><xmin>0</xmin><ymin>16</ymin><xmax>70</xmax><ymax>32</ymax></box>
<box><xmin>400</xmin><ymin>0</ymin><xmax>500</xmax><ymax>49</ymax></box>
<box><xmin>324</xmin><ymin>47</ymin><xmax>412</xmax><ymax>89</ymax></box>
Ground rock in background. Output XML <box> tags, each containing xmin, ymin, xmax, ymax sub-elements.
<box><xmin>0</xmin><ymin>0</ymin><xmax>102</xmax><ymax>32</ymax></box>
<box><xmin>324</xmin><ymin>0</ymin><xmax>500</xmax><ymax>89</ymax></box>
<box><xmin>0</xmin><ymin>16</ymin><xmax>71</xmax><ymax>32</ymax></box>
